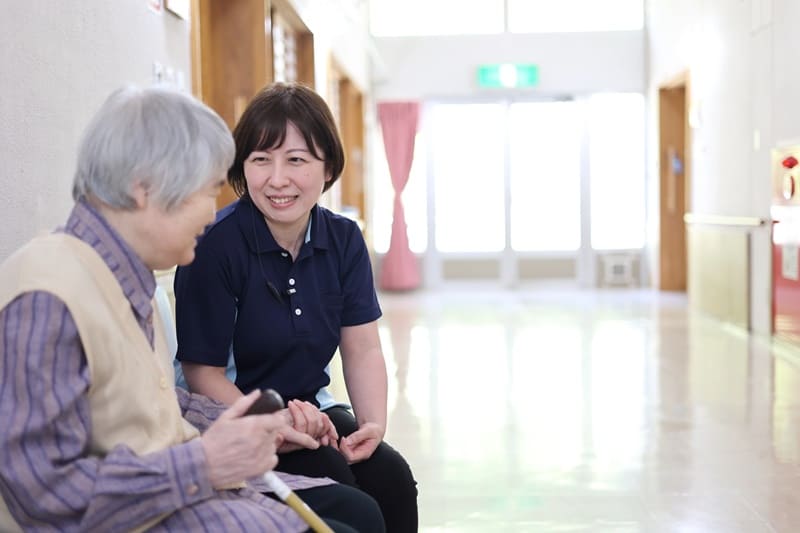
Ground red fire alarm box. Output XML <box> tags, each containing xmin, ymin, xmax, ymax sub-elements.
<box><xmin>771</xmin><ymin>144</ymin><xmax>800</xmax><ymax>343</ymax></box>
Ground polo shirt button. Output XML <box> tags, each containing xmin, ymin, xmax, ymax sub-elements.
<box><xmin>294</xmin><ymin>308</ymin><xmax>302</xmax><ymax>316</ymax></box>
<box><xmin>159</xmin><ymin>376</ymin><xmax>168</xmax><ymax>389</ymax></box>
<box><xmin>281</xmin><ymin>252</ymin><xmax>288</xmax><ymax>258</ymax></box>
<box><xmin>187</xmin><ymin>484</ymin><xmax>199</xmax><ymax>496</ymax></box>
<box><xmin>288</xmin><ymin>278</ymin><xmax>295</xmax><ymax>286</ymax></box>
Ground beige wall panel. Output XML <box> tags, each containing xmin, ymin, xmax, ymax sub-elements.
<box><xmin>687</xmin><ymin>227</ymin><xmax>749</xmax><ymax>329</ymax></box>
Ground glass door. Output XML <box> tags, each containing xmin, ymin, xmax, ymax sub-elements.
<box><xmin>425</xmin><ymin>99</ymin><xmax>585</xmax><ymax>286</ymax></box>
<box><xmin>372</xmin><ymin>93</ymin><xmax>646</xmax><ymax>287</ymax></box>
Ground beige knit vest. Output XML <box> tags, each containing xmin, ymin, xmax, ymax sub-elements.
<box><xmin>0</xmin><ymin>233</ymin><xmax>200</xmax><ymax>532</ymax></box>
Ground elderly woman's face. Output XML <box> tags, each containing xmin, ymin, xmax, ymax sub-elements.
<box><xmin>142</xmin><ymin>176</ymin><xmax>226</xmax><ymax>270</ymax></box>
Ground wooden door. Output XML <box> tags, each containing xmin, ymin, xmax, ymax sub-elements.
<box><xmin>658</xmin><ymin>79</ymin><xmax>690</xmax><ymax>291</ymax></box>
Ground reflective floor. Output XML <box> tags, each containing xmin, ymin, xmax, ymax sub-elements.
<box><xmin>329</xmin><ymin>287</ymin><xmax>800</xmax><ymax>532</ymax></box>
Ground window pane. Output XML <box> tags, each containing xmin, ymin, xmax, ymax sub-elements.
<box><xmin>508</xmin><ymin>0</ymin><xmax>643</xmax><ymax>33</ymax></box>
<box><xmin>432</xmin><ymin>104</ymin><xmax>505</xmax><ymax>252</ymax></box>
<box><xmin>370</xmin><ymin>0</ymin><xmax>504</xmax><ymax>36</ymax></box>
<box><xmin>510</xmin><ymin>101</ymin><xmax>581</xmax><ymax>251</ymax></box>
<box><xmin>589</xmin><ymin>93</ymin><xmax>645</xmax><ymax>250</ymax></box>
<box><xmin>371</xmin><ymin>131</ymin><xmax>427</xmax><ymax>254</ymax></box>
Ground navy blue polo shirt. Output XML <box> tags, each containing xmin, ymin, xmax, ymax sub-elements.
<box><xmin>174</xmin><ymin>197</ymin><xmax>382</xmax><ymax>404</ymax></box>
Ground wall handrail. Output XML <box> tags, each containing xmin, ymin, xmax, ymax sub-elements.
<box><xmin>683</xmin><ymin>213</ymin><xmax>766</xmax><ymax>228</ymax></box>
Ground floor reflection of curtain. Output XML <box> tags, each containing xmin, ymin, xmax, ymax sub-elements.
<box><xmin>377</xmin><ymin>101</ymin><xmax>420</xmax><ymax>291</ymax></box>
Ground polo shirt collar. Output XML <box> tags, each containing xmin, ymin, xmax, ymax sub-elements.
<box><xmin>237</xmin><ymin>197</ymin><xmax>329</xmax><ymax>255</ymax></box>
<box><xmin>308</xmin><ymin>204</ymin><xmax>330</xmax><ymax>250</ymax></box>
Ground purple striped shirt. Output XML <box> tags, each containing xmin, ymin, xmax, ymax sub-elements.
<box><xmin>0</xmin><ymin>201</ymin><xmax>316</xmax><ymax>532</ymax></box>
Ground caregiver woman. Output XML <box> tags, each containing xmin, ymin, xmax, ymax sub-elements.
<box><xmin>174</xmin><ymin>82</ymin><xmax>418</xmax><ymax>533</ymax></box>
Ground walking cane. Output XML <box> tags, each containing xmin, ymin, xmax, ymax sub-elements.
<box><xmin>246</xmin><ymin>389</ymin><xmax>335</xmax><ymax>533</ymax></box>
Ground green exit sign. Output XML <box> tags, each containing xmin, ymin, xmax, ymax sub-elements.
<box><xmin>477</xmin><ymin>64</ymin><xmax>539</xmax><ymax>88</ymax></box>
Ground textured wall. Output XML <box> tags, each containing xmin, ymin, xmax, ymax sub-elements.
<box><xmin>0</xmin><ymin>0</ymin><xmax>190</xmax><ymax>260</ymax></box>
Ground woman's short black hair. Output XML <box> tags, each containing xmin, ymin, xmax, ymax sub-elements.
<box><xmin>228</xmin><ymin>82</ymin><xmax>345</xmax><ymax>197</ymax></box>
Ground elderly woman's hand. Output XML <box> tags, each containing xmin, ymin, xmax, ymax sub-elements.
<box><xmin>201</xmin><ymin>391</ymin><xmax>287</xmax><ymax>488</ymax></box>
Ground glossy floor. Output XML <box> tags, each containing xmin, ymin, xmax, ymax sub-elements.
<box><xmin>329</xmin><ymin>287</ymin><xmax>800</xmax><ymax>533</ymax></box>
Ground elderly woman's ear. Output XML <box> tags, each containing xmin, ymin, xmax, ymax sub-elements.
<box><xmin>130</xmin><ymin>182</ymin><xmax>150</xmax><ymax>209</ymax></box>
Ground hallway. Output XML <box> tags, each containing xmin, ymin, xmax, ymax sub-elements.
<box><xmin>338</xmin><ymin>288</ymin><xmax>800</xmax><ymax>532</ymax></box>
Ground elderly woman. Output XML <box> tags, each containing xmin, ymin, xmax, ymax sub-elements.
<box><xmin>0</xmin><ymin>86</ymin><xmax>382</xmax><ymax>532</ymax></box>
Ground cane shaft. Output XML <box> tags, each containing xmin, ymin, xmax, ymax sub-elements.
<box><xmin>263</xmin><ymin>472</ymin><xmax>334</xmax><ymax>533</ymax></box>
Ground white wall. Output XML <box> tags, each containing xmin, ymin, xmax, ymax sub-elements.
<box><xmin>646</xmin><ymin>0</ymin><xmax>800</xmax><ymax>334</ymax></box>
<box><xmin>0</xmin><ymin>0</ymin><xmax>191</xmax><ymax>260</ymax></box>
<box><xmin>771</xmin><ymin>1</ymin><xmax>800</xmax><ymax>145</ymax></box>
<box><xmin>288</xmin><ymin>0</ymin><xmax>373</xmax><ymax>93</ymax></box>
<box><xmin>284</xmin><ymin>0</ymin><xmax>376</xmax><ymax>214</ymax></box>
<box><xmin>373</xmin><ymin>31</ymin><xmax>644</xmax><ymax>99</ymax></box>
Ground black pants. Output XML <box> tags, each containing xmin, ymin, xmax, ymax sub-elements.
<box><xmin>276</xmin><ymin>407</ymin><xmax>418</xmax><ymax>533</ymax></box>
<box><xmin>267</xmin><ymin>483</ymin><xmax>384</xmax><ymax>533</ymax></box>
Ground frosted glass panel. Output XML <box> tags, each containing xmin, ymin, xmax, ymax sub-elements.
<box><xmin>508</xmin><ymin>0</ymin><xmax>644</xmax><ymax>33</ymax></box>
<box><xmin>510</xmin><ymin>102</ymin><xmax>581</xmax><ymax>251</ymax></box>
<box><xmin>432</xmin><ymin>104</ymin><xmax>505</xmax><ymax>252</ymax></box>
<box><xmin>589</xmin><ymin>94</ymin><xmax>645</xmax><ymax>250</ymax></box>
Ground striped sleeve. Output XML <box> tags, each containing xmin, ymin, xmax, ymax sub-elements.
<box><xmin>176</xmin><ymin>386</ymin><xmax>229</xmax><ymax>432</ymax></box>
<box><xmin>0</xmin><ymin>292</ymin><xmax>215</xmax><ymax>532</ymax></box>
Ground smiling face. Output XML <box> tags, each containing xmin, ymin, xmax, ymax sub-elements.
<box><xmin>243</xmin><ymin>121</ymin><xmax>331</xmax><ymax>237</ymax></box>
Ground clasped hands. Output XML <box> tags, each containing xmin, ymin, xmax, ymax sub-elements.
<box><xmin>200</xmin><ymin>392</ymin><xmax>336</xmax><ymax>489</ymax></box>
<box><xmin>275</xmin><ymin>399</ymin><xmax>339</xmax><ymax>453</ymax></box>
<box><xmin>201</xmin><ymin>392</ymin><xmax>384</xmax><ymax>489</ymax></box>
<box><xmin>278</xmin><ymin>399</ymin><xmax>384</xmax><ymax>464</ymax></box>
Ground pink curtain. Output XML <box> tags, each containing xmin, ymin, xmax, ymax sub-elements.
<box><xmin>377</xmin><ymin>101</ymin><xmax>421</xmax><ymax>291</ymax></box>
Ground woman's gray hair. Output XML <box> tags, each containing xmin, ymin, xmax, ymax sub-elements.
<box><xmin>72</xmin><ymin>85</ymin><xmax>234</xmax><ymax>210</ymax></box>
